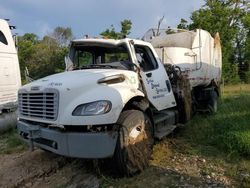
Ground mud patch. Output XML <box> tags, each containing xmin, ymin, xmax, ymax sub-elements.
<box><xmin>0</xmin><ymin>150</ymin><xmax>99</xmax><ymax>188</ymax></box>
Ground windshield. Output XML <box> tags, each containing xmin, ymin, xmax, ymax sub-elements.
<box><xmin>69</xmin><ymin>43</ymin><xmax>134</xmax><ymax>70</ymax></box>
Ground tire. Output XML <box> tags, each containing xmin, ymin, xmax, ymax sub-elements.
<box><xmin>113</xmin><ymin>110</ymin><xmax>154</xmax><ymax>176</ymax></box>
<box><xmin>208</xmin><ymin>91</ymin><xmax>218</xmax><ymax>113</ymax></box>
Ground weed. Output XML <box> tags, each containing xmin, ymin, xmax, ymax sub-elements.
<box><xmin>0</xmin><ymin>127</ymin><xmax>27</xmax><ymax>154</ymax></box>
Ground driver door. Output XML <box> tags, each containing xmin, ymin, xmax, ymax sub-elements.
<box><xmin>133</xmin><ymin>43</ymin><xmax>176</xmax><ymax>111</ymax></box>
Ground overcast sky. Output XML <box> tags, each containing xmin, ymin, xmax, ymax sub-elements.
<box><xmin>0</xmin><ymin>0</ymin><xmax>205</xmax><ymax>39</ymax></box>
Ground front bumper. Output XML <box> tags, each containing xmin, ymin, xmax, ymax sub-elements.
<box><xmin>17</xmin><ymin>120</ymin><xmax>118</xmax><ymax>158</ymax></box>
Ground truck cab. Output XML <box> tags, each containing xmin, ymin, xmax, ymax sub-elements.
<box><xmin>0</xmin><ymin>19</ymin><xmax>21</xmax><ymax>113</ymax></box>
<box><xmin>17</xmin><ymin>38</ymin><xmax>180</xmax><ymax>175</ymax></box>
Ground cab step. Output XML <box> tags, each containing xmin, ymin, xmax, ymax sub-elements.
<box><xmin>153</xmin><ymin>110</ymin><xmax>176</xmax><ymax>125</ymax></box>
<box><xmin>153</xmin><ymin>110</ymin><xmax>177</xmax><ymax>139</ymax></box>
<box><xmin>154</xmin><ymin>125</ymin><xmax>176</xmax><ymax>139</ymax></box>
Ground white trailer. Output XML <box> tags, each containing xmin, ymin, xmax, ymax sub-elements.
<box><xmin>144</xmin><ymin>28</ymin><xmax>222</xmax><ymax>113</ymax></box>
<box><xmin>143</xmin><ymin>28</ymin><xmax>222</xmax><ymax>88</ymax></box>
<box><xmin>0</xmin><ymin>19</ymin><xmax>21</xmax><ymax>114</ymax></box>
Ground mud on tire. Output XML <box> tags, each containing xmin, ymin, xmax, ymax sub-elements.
<box><xmin>113</xmin><ymin>110</ymin><xmax>154</xmax><ymax>176</ymax></box>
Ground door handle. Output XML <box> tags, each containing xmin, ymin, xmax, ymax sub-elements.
<box><xmin>146</xmin><ymin>73</ymin><xmax>152</xmax><ymax>78</ymax></box>
<box><xmin>166</xmin><ymin>80</ymin><xmax>171</xmax><ymax>92</ymax></box>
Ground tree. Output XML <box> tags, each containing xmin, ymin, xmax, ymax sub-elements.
<box><xmin>49</xmin><ymin>26</ymin><xmax>73</xmax><ymax>46</ymax></box>
<box><xmin>17</xmin><ymin>33</ymin><xmax>39</xmax><ymax>81</ymax></box>
<box><xmin>100</xmin><ymin>24</ymin><xmax>120</xmax><ymax>39</ymax></box>
<box><xmin>26</xmin><ymin>35</ymin><xmax>67</xmax><ymax>79</ymax></box>
<box><xmin>177</xmin><ymin>19</ymin><xmax>189</xmax><ymax>30</ymax></box>
<box><xmin>241</xmin><ymin>11</ymin><xmax>250</xmax><ymax>82</ymax></box>
<box><xmin>100</xmin><ymin>19</ymin><xmax>132</xmax><ymax>39</ymax></box>
<box><xmin>21</xmin><ymin>33</ymin><xmax>38</xmax><ymax>44</ymax></box>
<box><xmin>120</xmin><ymin>19</ymin><xmax>132</xmax><ymax>37</ymax></box>
<box><xmin>18</xmin><ymin>27</ymin><xmax>72</xmax><ymax>82</ymax></box>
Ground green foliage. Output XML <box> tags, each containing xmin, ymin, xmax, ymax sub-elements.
<box><xmin>100</xmin><ymin>25</ymin><xmax>119</xmax><ymax>39</ymax></box>
<box><xmin>245</xmin><ymin>70</ymin><xmax>250</xmax><ymax>83</ymax></box>
<box><xmin>76</xmin><ymin>51</ymin><xmax>93</xmax><ymax>67</ymax></box>
<box><xmin>18</xmin><ymin>27</ymin><xmax>70</xmax><ymax>81</ymax></box>
<box><xmin>222</xmin><ymin>61</ymin><xmax>241</xmax><ymax>84</ymax></box>
<box><xmin>18</xmin><ymin>33</ymin><xmax>38</xmax><ymax>81</ymax></box>
<box><xmin>241</xmin><ymin>12</ymin><xmax>250</xmax><ymax>82</ymax></box>
<box><xmin>100</xmin><ymin>19</ymin><xmax>132</xmax><ymax>39</ymax></box>
<box><xmin>177</xmin><ymin>19</ymin><xmax>189</xmax><ymax>30</ymax></box>
<box><xmin>0</xmin><ymin>128</ymin><xmax>27</xmax><ymax>154</ymax></box>
<box><xmin>21</xmin><ymin>33</ymin><xmax>38</xmax><ymax>43</ymax></box>
<box><xmin>120</xmin><ymin>19</ymin><xmax>132</xmax><ymax>36</ymax></box>
<box><xmin>27</xmin><ymin>36</ymin><xmax>67</xmax><ymax>79</ymax></box>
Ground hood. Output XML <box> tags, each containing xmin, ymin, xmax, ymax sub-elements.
<box><xmin>18</xmin><ymin>68</ymin><xmax>143</xmax><ymax>125</ymax></box>
<box><xmin>21</xmin><ymin>69</ymin><xmax>133</xmax><ymax>92</ymax></box>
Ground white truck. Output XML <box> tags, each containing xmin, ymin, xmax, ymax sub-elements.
<box><xmin>0</xmin><ymin>19</ymin><xmax>21</xmax><ymax>130</ymax></box>
<box><xmin>17</xmin><ymin>29</ymin><xmax>221</xmax><ymax>176</ymax></box>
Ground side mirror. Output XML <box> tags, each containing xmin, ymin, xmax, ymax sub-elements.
<box><xmin>65</xmin><ymin>56</ymin><xmax>73</xmax><ymax>71</ymax></box>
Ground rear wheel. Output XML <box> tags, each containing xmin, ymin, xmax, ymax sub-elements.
<box><xmin>113</xmin><ymin>110</ymin><xmax>154</xmax><ymax>176</ymax></box>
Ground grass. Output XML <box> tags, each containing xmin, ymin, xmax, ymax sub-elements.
<box><xmin>222</xmin><ymin>84</ymin><xmax>250</xmax><ymax>96</ymax></box>
<box><xmin>182</xmin><ymin>85</ymin><xmax>250</xmax><ymax>156</ymax></box>
<box><xmin>0</xmin><ymin>127</ymin><xmax>27</xmax><ymax>154</ymax></box>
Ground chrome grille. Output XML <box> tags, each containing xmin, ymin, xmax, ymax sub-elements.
<box><xmin>18</xmin><ymin>89</ymin><xmax>59</xmax><ymax>121</ymax></box>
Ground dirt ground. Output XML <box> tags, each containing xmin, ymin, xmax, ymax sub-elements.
<box><xmin>0</xmin><ymin>139</ymin><xmax>236</xmax><ymax>188</ymax></box>
<box><xmin>0</xmin><ymin>150</ymin><xmax>99</xmax><ymax>188</ymax></box>
<box><xmin>101</xmin><ymin>139</ymin><xmax>235</xmax><ymax>188</ymax></box>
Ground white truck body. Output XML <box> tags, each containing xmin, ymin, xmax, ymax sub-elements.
<box><xmin>143</xmin><ymin>29</ymin><xmax>222</xmax><ymax>88</ymax></box>
<box><xmin>0</xmin><ymin>19</ymin><xmax>21</xmax><ymax>113</ymax></box>
<box><xmin>17</xmin><ymin>32</ymin><xmax>221</xmax><ymax>175</ymax></box>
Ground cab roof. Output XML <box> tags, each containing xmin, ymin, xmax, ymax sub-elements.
<box><xmin>71</xmin><ymin>38</ymin><xmax>150</xmax><ymax>47</ymax></box>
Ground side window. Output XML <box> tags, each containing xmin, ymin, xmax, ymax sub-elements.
<box><xmin>0</xmin><ymin>31</ymin><xmax>8</xmax><ymax>45</ymax></box>
<box><xmin>74</xmin><ymin>51</ymin><xmax>93</xmax><ymax>68</ymax></box>
<box><xmin>135</xmin><ymin>45</ymin><xmax>158</xmax><ymax>72</ymax></box>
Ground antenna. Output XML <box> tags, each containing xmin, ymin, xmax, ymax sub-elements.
<box><xmin>156</xmin><ymin>15</ymin><xmax>164</xmax><ymax>36</ymax></box>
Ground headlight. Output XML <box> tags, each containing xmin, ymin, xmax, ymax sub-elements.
<box><xmin>72</xmin><ymin>100</ymin><xmax>112</xmax><ymax>116</ymax></box>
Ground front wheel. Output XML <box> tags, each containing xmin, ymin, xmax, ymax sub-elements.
<box><xmin>113</xmin><ymin>110</ymin><xmax>154</xmax><ymax>176</ymax></box>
